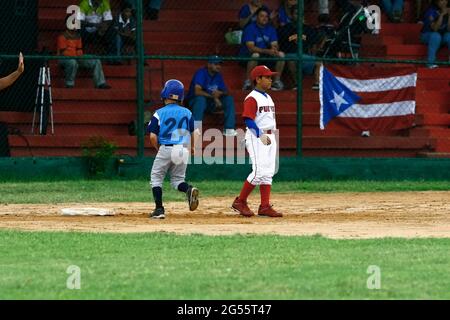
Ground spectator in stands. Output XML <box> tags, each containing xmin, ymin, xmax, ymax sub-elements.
<box><xmin>126</xmin><ymin>0</ymin><xmax>163</xmax><ymax>20</ymax></box>
<box><xmin>77</xmin><ymin>0</ymin><xmax>115</xmax><ymax>55</ymax></box>
<box><xmin>113</xmin><ymin>3</ymin><xmax>136</xmax><ymax>61</ymax></box>
<box><xmin>186</xmin><ymin>56</ymin><xmax>237</xmax><ymax>137</ymax></box>
<box><xmin>381</xmin><ymin>0</ymin><xmax>404</xmax><ymax>22</ymax></box>
<box><xmin>0</xmin><ymin>53</ymin><xmax>24</xmax><ymax>91</ymax></box>
<box><xmin>240</xmin><ymin>7</ymin><xmax>286</xmax><ymax>91</ymax></box>
<box><xmin>278</xmin><ymin>7</ymin><xmax>322</xmax><ymax>90</ymax></box>
<box><xmin>239</xmin><ymin>0</ymin><xmax>272</xmax><ymax>29</ymax></box>
<box><xmin>277</xmin><ymin>0</ymin><xmax>297</xmax><ymax>28</ymax></box>
<box><xmin>57</xmin><ymin>19</ymin><xmax>111</xmax><ymax>89</ymax></box>
<box><xmin>420</xmin><ymin>0</ymin><xmax>450</xmax><ymax>68</ymax></box>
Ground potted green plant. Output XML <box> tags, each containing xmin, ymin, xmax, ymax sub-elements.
<box><xmin>81</xmin><ymin>136</ymin><xmax>118</xmax><ymax>177</ymax></box>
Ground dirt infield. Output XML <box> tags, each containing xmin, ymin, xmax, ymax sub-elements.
<box><xmin>1</xmin><ymin>192</ymin><xmax>449</xmax><ymax>239</ymax></box>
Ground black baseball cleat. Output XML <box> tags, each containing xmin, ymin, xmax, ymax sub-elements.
<box><xmin>150</xmin><ymin>207</ymin><xmax>165</xmax><ymax>219</ymax></box>
<box><xmin>186</xmin><ymin>186</ymin><xmax>199</xmax><ymax>211</ymax></box>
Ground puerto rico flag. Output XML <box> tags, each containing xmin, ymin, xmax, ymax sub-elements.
<box><xmin>319</xmin><ymin>65</ymin><xmax>417</xmax><ymax>131</ymax></box>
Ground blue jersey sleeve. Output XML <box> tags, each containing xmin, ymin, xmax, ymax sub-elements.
<box><xmin>148</xmin><ymin>115</ymin><xmax>160</xmax><ymax>135</ymax></box>
<box><xmin>189</xmin><ymin>116</ymin><xmax>195</xmax><ymax>133</ymax></box>
<box><xmin>244</xmin><ymin>117</ymin><xmax>261</xmax><ymax>138</ymax></box>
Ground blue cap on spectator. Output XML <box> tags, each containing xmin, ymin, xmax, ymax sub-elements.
<box><xmin>208</xmin><ymin>56</ymin><xmax>223</xmax><ymax>64</ymax></box>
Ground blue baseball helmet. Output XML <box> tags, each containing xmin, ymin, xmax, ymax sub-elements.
<box><xmin>160</xmin><ymin>79</ymin><xmax>184</xmax><ymax>102</ymax></box>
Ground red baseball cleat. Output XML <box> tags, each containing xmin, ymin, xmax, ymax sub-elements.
<box><xmin>232</xmin><ymin>197</ymin><xmax>255</xmax><ymax>217</ymax></box>
<box><xmin>258</xmin><ymin>204</ymin><xmax>283</xmax><ymax>218</ymax></box>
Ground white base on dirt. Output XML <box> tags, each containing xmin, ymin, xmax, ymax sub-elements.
<box><xmin>61</xmin><ymin>208</ymin><xmax>115</xmax><ymax>216</ymax></box>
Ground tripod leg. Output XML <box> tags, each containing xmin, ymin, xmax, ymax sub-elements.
<box><xmin>46</xmin><ymin>66</ymin><xmax>54</xmax><ymax>135</ymax></box>
<box><xmin>39</xmin><ymin>68</ymin><xmax>46</xmax><ymax>135</ymax></box>
<box><xmin>32</xmin><ymin>67</ymin><xmax>43</xmax><ymax>134</ymax></box>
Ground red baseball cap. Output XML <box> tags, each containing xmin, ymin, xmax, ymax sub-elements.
<box><xmin>250</xmin><ymin>65</ymin><xmax>278</xmax><ymax>81</ymax></box>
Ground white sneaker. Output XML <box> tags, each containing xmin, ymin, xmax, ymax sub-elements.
<box><xmin>361</xmin><ymin>130</ymin><xmax>370</xmax><ymax>137</ymax></box>
<box><xmin>242</xmin><ymin>79</ymin><xmax>252</xmax><ymax>91</ymax></box>
<box><xmin>427</xmin><ymin>64</ymin><xmax>439</xmax><ymax>69</ymax></box>
<box><xmin>271</xmin><ymin>80</ymin><xmax>284</xmax><ymax>91</ymax></box>
<box><xmin>223</xmin><ymin>129</ymin><xmax>238</xmax><ymax>137</ymax></box>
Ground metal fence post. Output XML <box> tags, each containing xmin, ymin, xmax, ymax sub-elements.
<box><xmin>136</xmin><ymin>0</ymin><xmax>145</xmax><ymax>158</ymax></box>
<box><xmin>296</xmin><ymin>0</ymin><xmax>304</xmax><ymax>158</ymax></box>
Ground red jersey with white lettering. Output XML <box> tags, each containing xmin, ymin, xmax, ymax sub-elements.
<box><xmin>242</xmin><ymin>89</ymin><xmax>276</xmax><ymax>130</ymax></box>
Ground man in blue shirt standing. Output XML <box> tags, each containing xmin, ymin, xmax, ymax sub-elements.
<box><xmin>186</xmin><ymin>56</ymin><xmax>237</xmax><ymax>137</ymax></box>
<box><xmin>147</xmin><ymin>79</ymin><xmax>199</xmax><ymax>219</ymax></box>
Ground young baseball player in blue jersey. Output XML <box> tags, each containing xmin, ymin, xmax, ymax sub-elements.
<box><xmin>147</xmin><ymin>79</ymin><xmax>199</xmax><ymax>219</ymax></box>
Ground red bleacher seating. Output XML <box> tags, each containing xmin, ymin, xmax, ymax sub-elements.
<box><xmin>3</xmin><ymin>0</ymin><xmax>449</xmax><ymax>157</ymax></box>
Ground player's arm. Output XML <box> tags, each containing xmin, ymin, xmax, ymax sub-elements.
<box><xmin>430</xmin><ymin>12</ymin><xmax>445</xmax><ymax>32</ymax></box>
<box><xmin>148</xmin><ymin>115</ymin><xmax>160</xmax><ymax>151</ymax></box>
<box><xmin>57</xmin><ymin>44</ymin><xmax>66</xmax><ymax>56</ymax></box>
<box><xmin>246</xmin><ymin>41</ymin><xmax>273</xmax><ymax>56</ymax></box>
<box><xmin>189</xmin><ymin>116</ymin><xmax>200</xmax><ymax>155</ymax></box>
<box><xmin>98</xmin><ymin>9</ymin><xmax>113</xmax><ymax>35</ymax></box>
<box><xmin>194</xmin><ymin>84</ymin><xmax>214</xmax><ymax>98</ymax></box>
<box><xmin>242</xmin><ymin>97</ymin><xmax>261</xmax><ymax>138</ymax></box>
<box><xmin>244</xmin><ymin>117</ymin><xmax>261</xmax><ymax>137</ymax></box>
<box><xmin>0</xmin><ymin>53</ymin><xmax>24</xmax><ymax>91</ymax></box>
<box><xmin>242</xmin><ymin>97</ymin><xmax>270</xmax><ymax>145</ymax></box>
<box><xmin>149</xmin><ymin>133</ymin><xmax>159</xmax><ymax>151</ymax></box>
<box><xmin>239</xmin><ymin>14</ymin><xmax>254</xmax><ymax>29</ymax></box>
<box><xmin>269</xmin><ymin>41</ymin><xmax>282</xmax><ymax>56</ymax></box>
<box><xmin>239</xmin><ymin>7</ymin><xmax>256</xmax><ymax>29</ymax></box>
<box><xmin>245</xmin><ymin>117</ymin><xmax>271</xmax><ymax>145</ymax></box>
<box><xmin>212</xmin><ymin>76</ymin><xmax>229</xmax><ymax>98</ymax></box>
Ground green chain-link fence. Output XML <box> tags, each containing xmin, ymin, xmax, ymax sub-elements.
<box><xmin>0</xmin><ymin>0</ymin><xmax>448</xmax><ymax>159</ymax></box>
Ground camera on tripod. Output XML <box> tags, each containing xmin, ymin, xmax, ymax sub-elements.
<box><xmin>31</xmin><ymin>50</ymin><xmax>54</xmax><ymax>136</ymax></box>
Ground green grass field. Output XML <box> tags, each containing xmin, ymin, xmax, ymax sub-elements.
<box><xmin>1</xmin><ymin>180</ymin><xmax>449</xmax><ymax>299</ymax></box>
<box><xmin>1</xmin><ymin>179</ymin><xmax>450</xmax><ymax>204</ymax></box>
<box><xmin>0</xmin><ymin>231</ymin><xmax>449</xmax><ymax>299</ymax></box>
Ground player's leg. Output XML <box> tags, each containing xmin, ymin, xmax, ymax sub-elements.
<box><xmin>241</xmin><ymin>131</ymin><xmax>281</xmax><ymax>217</ymax></box>
<box><xmin>444</xmin><ymin>32</ymin><xmax>450</xmax><ymax>52</ymax></box>
<box><xmin>190</xmin><ymin>96</ymin><xmax>208</xmax><ymax>125</ymax></box>
<box><xmin>59</xmin><ymin>59</ymin><xmax>78</xmax><ymax>88</ymax></box>
<box><xmin>271</xmin><ymin>51</ymin><xmax>285</xmax><ymax>91</ymax></box>
<box><xmin>256</xmin><ymin>134</ymin><xmax>282</xmax><ymax>217</ymax></box>
<box><xmin>420</xmin><ymin>32</ymin><xmax>442</xmax><ymax>67</ymax></box>
<box><xmin>232</xmin><ymin>130</ymin><xmax>257</xmax><ymax>217</ymax></box>
<box><xmin>150</xmin><ymin>146</ymin><xmax>172</xmax><ymax>219</ymax></box>
<box><xmin>168</xmin><ymin>146</ymin><xmax>199</xmax><ymax>211</ymax></box>
<box><xmin>220</xmin><ymin>95</ymin><xmax>236</xmax><ymax>133</ymax></box>
<box><xmin>318</xmin><ymin>0</ymin><xmax>329</xmax><ymax>14</ymax></box>
<box><xmin>80</xmin><ymin>59</ymin><xmax>108</xmax><ymax>88</ymax></box>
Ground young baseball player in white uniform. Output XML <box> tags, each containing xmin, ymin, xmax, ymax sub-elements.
<box><xmin>232</xmin><ymin>65</ymin><xmax>282</xmax><ymax>218</ymax></box>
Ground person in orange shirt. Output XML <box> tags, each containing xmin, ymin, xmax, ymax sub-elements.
<box><xmin>57</xmin><ymin>19</ymin><xmax>111</xmax><ymax>89</ymax></box>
